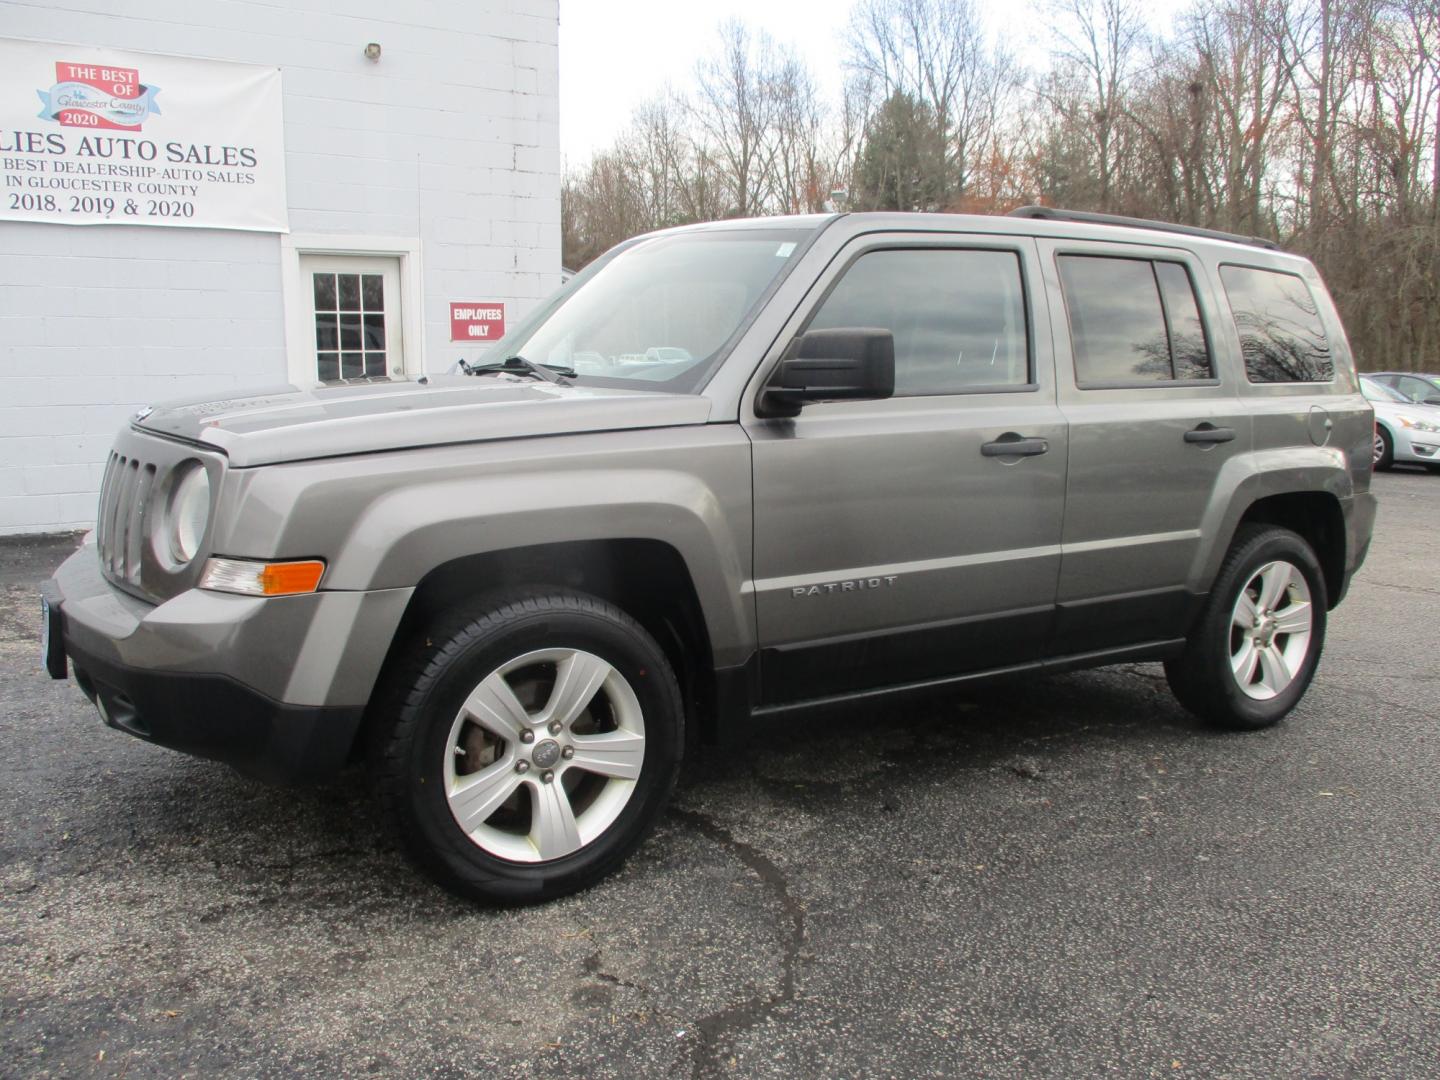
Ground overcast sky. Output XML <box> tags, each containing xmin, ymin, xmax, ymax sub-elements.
<box><xmin>556</xmin><ymin>0</ymin><xmax>1191</xmax><ymax>170</ymax></box>
<box><xmin>558</xmin><ymin>0</ymin><xmax>848</xmax><ymax>168</ymax></box>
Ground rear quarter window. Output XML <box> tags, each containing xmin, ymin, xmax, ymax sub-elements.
<box><xmin>1219</xmin><ymin>265</ymin><xmax>1334</xmax><ymax>383</ymax></box>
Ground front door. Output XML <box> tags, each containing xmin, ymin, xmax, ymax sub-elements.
<box><xmin>744</xmin><ymin>236</ymin><xmax>1068</xmax><ymax>706</ymax></box>
<box><xmin>299</xmin><ymin>254</ymin><xmax>405</xmax><ymax>383</ymax></box>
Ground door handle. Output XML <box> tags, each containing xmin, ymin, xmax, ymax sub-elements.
<box><xmin>1184</xmin><ymin>425</ymin><xmax>1236</xmax><ymax>444</ymax></box>
<box><xmin>981</xmin><ymin>434</ymin><xmax>1049</xmax><ymax>457</ymax></box>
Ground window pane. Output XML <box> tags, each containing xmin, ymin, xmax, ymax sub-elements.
<box><xmin>1361</xmin><ymin>377</ymin><xmax>1404</xmax><ymax>402</ymax></box>
<box><xmin>338</xmin><ymin>274</ymin><xmax>361</xmax><ymax>311</ymax></box>
<box><xmin>362</xmin><ymin>274</ymin><xmax>384</xmax><ymax>311</ymax></box>
<box><xmin>317</xmin><ymin>353</ymin><xmax>339</xmax><ymax>382</ymax></box>
<box><xmin>314</xmin><ymin>313</ymin><xmax>338</xmax><ymax>351</ymax></box>
<box><xmin>312</xmin><ymin>273</ymin><xmax>336</xmax><ymax>311</ymax></box>
<box><xmin>339</xmin><ymin>314</ymin><xmax>362</xmax><ymax>350</ymax></box>
<box><xmin>509</xmin><ymin>229</ymin><xmax>809</xmax><ymax>390</ymax></box>
<box><xmin>364</xmin><ymin>352</ymin><xmax>387</xmax><ymax>377</ymax></box>
<box><xmin>1154</xmin><ymin>262</ymin><xmax>1213</xmax><ymax>380</ymax></box>
<box><xmin>341</xmin><ymin>352</ymin><xmax>364</xmax><ymax>379</ymax></box>
<box><xmin>1398</xmin><ymin>376</ymin><xmax>1434</xmax><ymax>402</ymax></box>
<box><xmin>1059</xmin><ymin>256</ymin><xmax>1173</xmax><ymax>383</ymax></box>
<box><xmin>1220</xmin><ymin>266</ymin><xmax>1333</xmax><ymax>383</ymax></box>
<box><xmin>806</xmin><ymin>248</ymin><xmax>1029</xmax><ymax>396</ymax></box>
<box><xmin>363</xmin><ymin>313</ymin><xmax>386</xmax><ymax>350</ymax></box>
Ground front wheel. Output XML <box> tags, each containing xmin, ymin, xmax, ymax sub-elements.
<box><xmin>1165</xmin><ymin>525</ymin><xmax>1328</xmax><ymax>730</ymax></box>
<box><xmin>1374</xmin><ymin>426</ymin><xmax>1395</xmax><ymax>470</ymax></box>
<box><xmin>372</xmin><ymin>591</ymin><xmax>684</xmax><ymax>904</ymax></box>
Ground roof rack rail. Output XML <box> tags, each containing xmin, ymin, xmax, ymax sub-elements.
<box><xmin>1006</xmin><ymin>205</ymin><xmax>1279</xmax><ymax>251</ymax></box>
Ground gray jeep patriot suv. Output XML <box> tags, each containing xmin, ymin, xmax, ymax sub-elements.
<box><xmin>42</xmin><ymin>208</ymin><xmax>1377</xmax><ymax>903</ymax></box>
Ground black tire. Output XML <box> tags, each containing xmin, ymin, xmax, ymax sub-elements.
<box><xmin>1165</xmin><ymin>525</ymin><xmax>1328</xmax><ymax>731</ymax></box>
<box><xmin>371</xmin><ymin>590</ymin><xmax>684</xmax><ymax>904</ymax></box>
<box><xmin>1374</xmin><ymin>426</ymin><xmax>1395</xmax><ymax>471</ymax></box>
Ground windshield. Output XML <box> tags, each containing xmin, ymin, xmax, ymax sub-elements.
<box><xmin>486</xmin><ymin>229</ymin><xmax>812</xmax><ymax>392</ymax></box>
<box><xmin>1361</xmin><ymin>377</ymin><xmax>1405</xmax><ymax>403</ymax></box>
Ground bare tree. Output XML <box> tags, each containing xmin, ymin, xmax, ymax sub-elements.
<box><xmin>619</xmin><ymin>93</ymin><xmax>692</xmax><ymax>229</ymax></box>
<box><xmin>1182</xmin><ymin>0</ymin><xmax>1298</xmax><ymax>233</ymax></box>
<box><xmin>1045</xmin><ymin>0</ymin><xmax>1150</xmax><ymax>210</ymax></box>
<box><xmin>769</xmin><ymin>49</ymin><xmax>832</xmax><ymax>213</ymax></box>
<box><xmin>847</xmin><ymin>0</ymin><xmax>1014</xmax><ymax>202</ymax></box>
<box><xmin>692</xmin><ymin>20</ymin><xmax>781</xmax><ymax>217</ymax></box>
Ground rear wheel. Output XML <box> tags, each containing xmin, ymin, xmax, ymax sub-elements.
<box><xmin>372</xmin><ymin>590</ymin><xmax>683</xmax><ymax>904</ymax></box>
<box><xmin>1165</xmin><ymin>525</ymin><xmax>1328</xmax><ymax>730</ymax></box>
<box><xmin>1374</xmin><ymin>426</ymin><xmax>1394</xmax><ymax>470</ymax></box>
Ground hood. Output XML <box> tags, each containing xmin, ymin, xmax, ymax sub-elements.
<box><xmin>134</xmin><ymin>376</ymin><xmax>714</xmax><ymax>467</ymax></box>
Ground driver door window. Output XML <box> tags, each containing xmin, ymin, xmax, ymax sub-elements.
<box><xmin>805</xmin><ymin>247</ymin><xmax>1031</xmax><ymax>394</ymax></box>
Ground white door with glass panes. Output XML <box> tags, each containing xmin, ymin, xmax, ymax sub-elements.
<box><xmin>301</xmin><ymin>255</ymin><xmax>404</xmax><ymax>382</ymax></box>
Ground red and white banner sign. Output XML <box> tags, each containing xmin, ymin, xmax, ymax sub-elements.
<box><xmin>45</xmin><ymin>61</ymin><xmax>154</xmax><ymax>131</ymax></box>
<box><xmin>0</xmin><ymin>37</ymin><xmax>287</xmax><ymax>231</ymax></box>
<box><xmin>451</xmin><ymin>302</ymin><xmax>506</xmax><ymax>343</ymax></box>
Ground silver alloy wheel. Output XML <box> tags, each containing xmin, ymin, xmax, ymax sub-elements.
<box><xmin>1229</xmin><ymin>559</ymin><xmax>1314</xmax><ymax>700</ymax></box>
<box><xmin>442</xmin><ymin>648</ymin><xmax>646</xmax><ymax>863</ymax></box>
<box><xmin>1373</xmin><ymin>431</ymin><xmax>1385</xmax><ymax>465</ymax></box>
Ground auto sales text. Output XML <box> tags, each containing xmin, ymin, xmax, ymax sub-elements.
<box><xmin>0</xmin><ymin>130</ymin><xmax>258</xmax><ymax>167</ymax></box>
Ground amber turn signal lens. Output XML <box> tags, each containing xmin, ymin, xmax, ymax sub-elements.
<box><xmin>257</xmin><ymin>560</ymin><xmax>326</xmax><ymax>595</ymax></box>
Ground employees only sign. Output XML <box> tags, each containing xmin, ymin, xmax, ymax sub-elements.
<box><xmin>451</xmin><ymin>302</ymin><xmax>506</xmax><ymax>343</ymax></box>
<box><xmin>0</xmin><ymin>38</ymin><xmax>287</xmax><ymax>231</ymax></box>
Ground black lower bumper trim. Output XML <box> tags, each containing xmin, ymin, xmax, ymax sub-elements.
<box><xmin>64</xmin><ymin>637</ymin><xmax>364</xmax><ymax>786</ymax></box>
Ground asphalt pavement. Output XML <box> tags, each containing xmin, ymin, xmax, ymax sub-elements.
<box><xmin>2</xmin><ymin>470</ymin><xmax>1438</xmax><ymax>1079</ymax></box>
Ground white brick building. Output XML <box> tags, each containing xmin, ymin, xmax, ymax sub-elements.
<box><xmin>0</xmin><ymin>0</ymin><xmax>561</xmax><ymax>535</ymax></box>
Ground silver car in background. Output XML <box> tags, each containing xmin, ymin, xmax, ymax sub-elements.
<box><xmin>1361</xmin><ymin>375</ymin><xmax>1440</xmax><ymax>471</ymax></box>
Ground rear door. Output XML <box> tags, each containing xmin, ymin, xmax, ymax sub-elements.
<box><xmin>744</xmin><ymin>234</ymin><xmax>1068</xmax><ymax>705</ymax></box>
<box><xmin>1036</xmin><ymin>238</ymin><xmax>1251</xmax><ymax>654</ymax></box>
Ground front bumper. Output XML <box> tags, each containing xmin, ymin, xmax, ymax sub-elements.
<box><xmin>1397</xmin><ymin>430</ymin><xmax>1440</xmax><ymax>464</ymax></box>
<box><xmin>46</xmin><ymin>539</ymin><xmax>413</xmax><ymax>783</ymax></box>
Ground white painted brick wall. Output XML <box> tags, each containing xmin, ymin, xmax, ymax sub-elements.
<box><xmin>0</xmin><ymin>0</ymin><xmax>560</xmax><ymax>534</ymax></box>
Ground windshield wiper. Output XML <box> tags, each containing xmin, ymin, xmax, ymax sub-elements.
<box><xmin>460</xmin><ymin>356</ymin><xmax>575</xmax><ymax>383</ymax></box>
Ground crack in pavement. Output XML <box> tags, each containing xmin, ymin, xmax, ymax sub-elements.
<box><xmin>668</xmin><ymin>806</ymin><xmax>806</xmax><ymax>1080</ymax></box>
<box><xmin>581</xmin><ymin>950</ymin><xmax>646</xmax><ymax>993</ymax></box>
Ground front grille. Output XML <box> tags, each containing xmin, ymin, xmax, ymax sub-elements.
<box><xmin>93</xmin><ymin>425</ymin><xmax>223</xmax><ymax>603</ymax></box>
<box><xmin>96</xmin><ymin>452</ymin><xmax>158</xmax><ymax>587</ymax></box>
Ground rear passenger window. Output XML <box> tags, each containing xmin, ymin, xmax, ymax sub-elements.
<box><xmin>806</xmin><ymin>248</ymin><xmax>1030</xmax><ymax>396</ymax></box>
<box><xmin>1058</xmin><ymin>255</ymin><xmax>1215</xmax><ymax>385</ymax></box>
<box><xmin>1219</xmin><ymin>265</ymin><xmax>1334</xmax><ymax>383</ymax></box>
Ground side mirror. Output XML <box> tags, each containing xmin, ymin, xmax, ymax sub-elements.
<box><xmin>757</xmin><ymin>328</ymin><xmax>895</xmax><ymax>418</ymax></box>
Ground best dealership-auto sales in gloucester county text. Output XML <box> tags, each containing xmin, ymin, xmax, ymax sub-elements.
<box><xmin>4</xmin><ymin>134</ymin><xmax>261</xmax><ymax>201</ymax></box>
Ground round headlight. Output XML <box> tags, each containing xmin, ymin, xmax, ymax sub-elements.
<box><xmin>167</xmin><ymin>464</ymin><xmax>211</xmax><ymax>564</ymax></box>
